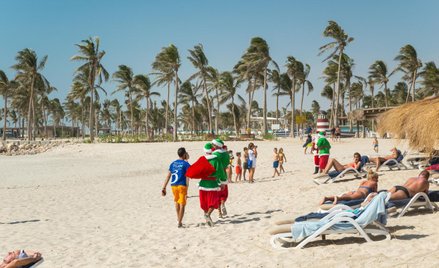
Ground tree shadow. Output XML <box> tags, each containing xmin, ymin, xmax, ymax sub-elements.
<box><xmin>393</xmin><ymin>234</ymin><xmax>429</xmax><ymax>240</ymax></box>
<box><xmin>387</xmin><ymin>225</ymin><xmax>415</xmax><ymax>232</ymax></box>
<box><xmin>216</xmin><ymin>209</ymin><xmax>284</xmax><ymax>225</ymax></box>
<box><xmin>0</xmin><ymin>219</ymin><xmax>41</xmax><ymax>225</ymax></box>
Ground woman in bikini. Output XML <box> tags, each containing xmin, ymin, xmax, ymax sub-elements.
<box><xmin>321</xmin><ymin>152</ymin><xmax>362</xmax><ymax>175</ymax></box>
<box><xmin>1</xmin><ymin>250</ymin><xmax>42</xmax><ymax>268</ymax></box>
<box><xmin>320</xmin><ymin>169</ymin><xmax>379</xmax><ymax>205</ymax></box>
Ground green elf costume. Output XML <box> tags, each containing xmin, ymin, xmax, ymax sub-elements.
<box><xmin>211</xmin><ymin>138</ymin><xmax>230</xmax><ymax>216</ymax></box>
<box><xmin>316</xmin><ymin>131</ymin><xmax>331</xmax><ymax>172</ymax></box>
<box><xmin>185</xmin><ymin>143</ymin><xmax>221</xmax><ymax>226</ymax></box>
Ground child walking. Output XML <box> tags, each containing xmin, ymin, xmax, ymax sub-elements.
<box><xmin>278</xmin><ymin>148</ymin><xmax>287</xmax><ymax>173</ymax></box>
<box><xmin>373</xmin><ymin>137</ymin><xmax>379</xmax><ymax>153</ymax></box>
<box><xmin>162</xmin><ymin>147</ymin><xmax>191</xmax><ymax>228</ymax></box>
<box><xmin>272</xmin><ymin>148</ymin><xmax>280</xmax><ymax>178</ymax></box>
<box><xmin>235</xmin><ymin>152</ymin><xmax>242</xmax><ymax>182</ymax></box>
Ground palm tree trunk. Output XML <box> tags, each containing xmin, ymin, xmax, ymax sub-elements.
<box><xmin>370</xmin><ymin>85</ymin><xmax>375</xmax><ymax>108</ymax></box>
<box><xmin>129</xmin><ymin>92</ymin><xmax>134</xmax><ymax>135</ymax></box>
<box><xmin>290</xmin><ymin>77</ymin><xmax>296</xmax><ymax>137</ymax></box>
<box><xmin>300</xmin><ymin>82</ymin><xmax>305</xmax><ymax>132</ymax></box>
<box><xmin>411</xmin><ymin>70</ymin><xmax>417</xmax><ymax>102</ymax></box>
<box><xmin>247</xmin><ymin>86</ymin><xmax>252</xmax><ymax>131</ymax></box>
<box><xmin>165</xmin><ymin>83</ymin><xmax>170</xmax><ymax>134</ymax></box>
<box><xmin>89</xmin><ymin>73</ymin><xmax>95</xmax><ymax>142</ymax></box>
<box><xmin>334</xmin><ymin>49</ymin><xmax>343</xmax><ymax>127</ymax></box>
<box><xmin>202</xmin><ymin>76</ymin><xmax>212</xmax><ymax>134</ymax></box>
<box><xmin>276</xmin><ymin>86</ymin><xmax>280</xmax><ymax>124</ymax></box>
<box><xmin>384</xmin><ymin>82</ymin><xmax>389</xmax><ymax>107</ymax></box>
<box><xmin>26</xmin><ymin>75</ymin><xmax>35</xmax><ymax>141</ymax></box>
<box><xmin>81</xmin><ymin>102</ymin><xmax>85</xmax><ymax>139</ymax></box>
<box><xmin>173</xmin><ymin>71</ymin><xmax>179</xmax><ymax>141</ymax></box>
<box><xmin>2</xmin><ymin>95</ymin><xmax>7</xmax><ymax>141</ymax></box>
<box><xmin>215</xmin><ymin>87</ymin><xmax>220</xmax><ymax>135</ymax></box>
<box><xmin>145</xmin><ymin>96</ymin><xmax>150</xmax><ymax>139</ymax></box>
<box><xmin>263</xmin><ymin>67</ymin><xmax>268</xmax><ymax>135</ymax></box>
<box><xmin>232</xmin><ymin>98</ymin><xmax>239</xmax><ymax>137</ymax></box>
<box><xmin>191</xmin><ymin>100</ymin><xmax>195</xmax><ymax>135</ymax></box>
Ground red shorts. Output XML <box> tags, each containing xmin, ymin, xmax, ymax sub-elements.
<box><xmin>235</xmin><ymin>166</ymin><xmax>242</xmax><ymax>175</ymax></box>
<box><xmin>199</xmin><ymin>190</ymin><xmax>219</xmax><ymax>212</ymax></box>
<box><xmin>313</xmin><ymin>155</ymin><xmax>320</xmax><ymax>167</ymax></box>
<box><xmin>319</xmin><ymin>155</ymin><xmax>329</xmax><ymax>170</ymax></box>
<box><xmin>219</xmin><ymin>184</ymin><xmax>228</xmax><ymax>202</ymax></box>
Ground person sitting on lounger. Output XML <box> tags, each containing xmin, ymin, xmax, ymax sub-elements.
<box><xmin>321</xmin><ymin>152</ymin><xmax>362</xmax><ymax>175</ymax></box>
<box><xmin>387</xmin><ymin>170</ymin><xmax>430</xmax><ymax>200</ymax></box>
<box><xmin>320</xmin><ymin>169</ymin><xmax>379</xmax><ymax>205</ymax></box>
<box><xmin>369</xmin><ymin>147</ymin><xmax>400</xmax><ymax>171</ymax></box>
<box><xmin>1</xmin><ymin>250</ymin><xmax>42</xmax><ymax>268</ymax></box>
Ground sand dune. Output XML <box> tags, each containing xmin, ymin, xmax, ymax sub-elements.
<box><xmin>1</xmin><ymin>138</ymin><xmax>438</xmax><ymax>267</ymax></box>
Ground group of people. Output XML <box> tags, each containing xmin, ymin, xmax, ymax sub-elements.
<box><xmin>162</xmin><ymin>139</ymin><xmax>259</xmax><ymax>227</ymax></box>
<box><xmin>320</xmin><ymin>169</ymin><xmax>431</xmax><ymax>205</ymax></box>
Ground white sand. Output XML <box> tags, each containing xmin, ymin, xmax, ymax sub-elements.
<box><xmin>1</xmin><ymin>138</ymin><xmax>439</xmax><ymax>267</ymax></box>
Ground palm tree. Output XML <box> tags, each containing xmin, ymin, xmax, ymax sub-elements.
<box><xmin>394</xmin><ymin>44</ymin><xmax>422</xmax><ymax>102</ymax></box>
<box><xmin>178</xmin><ymin>81</ymin><xmax>201</xmax><ymax>134</ymax></box>
<box><xmin>298</xmin><ymin>64</ymin><xmax>314</xmax><ymax>122</ymax></box>
<box><xmin>285</xmin><ymin>56</ymin><xmax>303</xmax><ymax>136</ymax></box>
<box><xmin>187</xmin><ymin>44</ymin><xmax>213</xmax><ymax>134</ymax></box>
<box><xmin>237</xmin><ymin>37</ymin><xmax>276</xmax><ymax>135</ymax></box>
<box><xmin>319</xmin><ymin>21</ymin><xmax>354</xmax><ymax>126</ymax></box>
<box><xmin>0</xmin><ymin>71</ymin><xmax>18</xmax><ymax>140</ymax></box>
<box><xmin>369</xmin><ymin>60</ymin><xmax>392</xmax><ymax>107</ymax></box>
<box><xmin>311</xmin><ymin>100</ymin><xmax>320</xmax><ymax>115</ymax></box>
<box><xmin>206</xmin><ymin>67</ymin><xmax>223</xmax><ymax>134</ymax></box>
<box><xmin>113</xmin><ymin>65</ymin><xmax>137</xmax><ymax>134</ymax></box>
<box><xmin>391</xmin><ymin>82</ymin><xmax>409</xmax><ymax>105</ymax></box>
<box><xmin>219</xmin><ymin>71</ymin><xmax>243</xmax><ymax>136</ymax></box>
<box><xmin>49</xmin><ymin>98</ymin><xmax>65</xmax><ymax>138</ymax></box>
<box><xmin>71</xmin><ymin>37</ymin><xmax>109</xmax><ymax>141</ymax></box>
<box><xmin>134</xmin><ymin>74</ymin><xmax>159</xmax><ymax>139</ymax></box>
<box><xmin>12</xmin><ymin>48</ymin><xmax>50</xmax><ymax>140</ymax></box>
<box><xmin>419</xmin><ymin>62</ymin><xmax>439</xmax><ymax>97</ymax></box>
<box><xmin>269</xmin><ymin>69</ymin><xmax>282</xmax><ymax>123</ymax></box>
<box><xmin>152</xmin><ymin>44</ymin><xmax>180</xmax><ymax>141</ymax></box>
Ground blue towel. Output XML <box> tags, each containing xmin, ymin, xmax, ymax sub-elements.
<box><xmin>291</xmin><ymin>192</ymin><xmax>388</xmax><ymax>242</ymax></box>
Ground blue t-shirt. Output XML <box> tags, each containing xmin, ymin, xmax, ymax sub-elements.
<box><xmin>169</xmin><ymin>159</ymin><xmax>191</xmax><ymax>186</ymax></box>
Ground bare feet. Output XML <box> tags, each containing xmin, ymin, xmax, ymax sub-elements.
<box><xmin>320</xmin><ymin>197</ymin><xmax>328</xmax><ymax>205</ymax></box>
<box><xmin>332</xmin><ymin>196</ymin><xmax>338</xmax><ymax>205</ymax></box>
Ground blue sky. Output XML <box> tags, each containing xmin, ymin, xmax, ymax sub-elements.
<box><xmin>1</xmin><ymin>0</ymin><xmax>438</xmax><ymax>114</ymax></box>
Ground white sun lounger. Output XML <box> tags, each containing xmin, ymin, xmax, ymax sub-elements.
<box><xmin>313</xmin><ymin>168</ymin><xmax>365</xmax><ymax>185</ymax></box>
<box><xmin>270</xmin><ymin>192</ymin><xmax>390</xmax><ymax>249</ymax></box>
<box><xmin>392</xmin><ymin>192</ymin><xmax>438</xmax><ymax>218</ymax></box>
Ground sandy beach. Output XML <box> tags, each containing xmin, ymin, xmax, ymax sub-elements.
<box><xmin>1</xmin><ymin>138</ymin><xmax>438</xmax><ymax>267</ymax></box>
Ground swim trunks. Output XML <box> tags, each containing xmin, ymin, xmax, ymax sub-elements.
<box><xmin>172</xmin><ymin>185</ymin><xmax>188</xmax><ymax>205</ymax></box>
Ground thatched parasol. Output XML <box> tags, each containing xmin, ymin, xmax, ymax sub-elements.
<box><xmin>377</xmin><ymin>96</ymin><xmax>439</xmax><ymax>152</ymax></box>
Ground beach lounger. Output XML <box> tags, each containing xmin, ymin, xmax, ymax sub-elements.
<box><xmin>405</xmin><ymin>154</ymin><xmax>430</xmax><ymax>169</ymax></box>
<box><xmin>367</xmin><ymin>150</ymin><xmax>409</xmax><ymax>171</ymax></box>
<box><xmin>313</xmin><ymin>156</ymin><xmax>369</xmax><ymax>185</ymax></box>
<box><xmin>387</xmin><ymin>191</ymin><xmax>438</xmax><ymax>218</ymax></box>
<box><xmin>22</xmin><ymin>258</ymin><xmax>44</xmax><ymax>268</ymax></box>
<box><xmin>321</xmin><ymin>191</ymin><xmax>438</xmax><ymax>218</ymax></box>
<box><xmin>270</xmin><ymin>192</ymin><xmax>390</xmax><ymax>249</ymax></box>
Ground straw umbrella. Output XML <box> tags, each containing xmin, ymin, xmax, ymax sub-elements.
<box><xmin>377</xmin><ymin>96</ymin><xmax>439</xmax><ymax>152</ymax></box>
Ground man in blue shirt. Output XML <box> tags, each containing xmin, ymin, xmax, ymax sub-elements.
<box><xmin>162</xmin><ymin>147</ymin><xmax>190</xmax><ymax>228</ymax></box>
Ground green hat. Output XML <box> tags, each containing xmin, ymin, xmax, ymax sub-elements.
<box><xmin>318</xmin><ymin>131</ymin><xmax>326</xmax><ymax>137</ymax></box>
<box><xmin>204</xmin><ymin>143</ymin><xmax>214</xmax><ymax>153</ymax></box>
<box><xmin>212</xmin><ymin>138</ymin><xmax>224</xmax><ymax>148</ymax></box>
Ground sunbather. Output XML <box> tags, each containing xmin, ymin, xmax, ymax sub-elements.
<box><xmin>387</xmin><ymin>170</ymin><xmax>430</xmax><ymax>200</ymax></box>
<box><xmin>321</xmin><ymin>152</ymin><xmax>362</xmax><ymax>175</ymax></box>
<box><xmin>364</xmin><ymin>170</ymin><xmax>430</xmax><ymax>203</ymax></box>
<box><xmin>1</xmin><ymin>250</ymin><xmax>42</xmax><ymax>268</ymax></box>
<box><xmin>320</xmin><ymin>169</ymin><xmax>378</xmax><ymax>204</ymax></box>
<box><xmin>369</xmin><ymin>147</ymin><xmax>400</xmax><ymax>171</ymax></box>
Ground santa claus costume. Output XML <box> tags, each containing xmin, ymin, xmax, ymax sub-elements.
<box><xmin>186</xmin><ymin>143</ymin><xmax>222</xmax><ymax>227</ymax></box>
